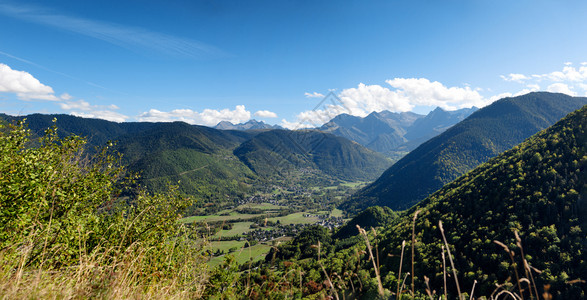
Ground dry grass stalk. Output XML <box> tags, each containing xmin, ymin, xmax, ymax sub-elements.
<box><xmin>442</xmin><ymin>245</ymin><xmax>448</xmax><ymax>300</ymax></box>
<box><xmin>356</xmin><ymin>225</ymin><xmax>384</xmax><ymax>296</ymax></box>
<box><xmin>411</xmin><ymin>209</ymin><xmax>421</xmax><ymax>298</ymax></box>
<box><xmin>494</xmin><ymin>240</ymin><xmax>524</xmax><ymax>300</ymax></box>
<box><xmin>542</xmin><ymin>284</ymin><xmax>552</xmax><ymax>300</ymax></box>
<box><xmin>397</xmin><ymin>240</ymin><xmax>406</xmax><ymax>299</ymax></box>
<box><xmin>314</xmin><ymin>241</ymin><xmax>339</xmax><ymax>300</ymax></box>
<box><xmin>424</xmin><ymin>275</ymin><xmax>434</xmax><ymax>300</ymax></box>
<box><xmin>469</xmin><ymin>280</ymin><xmax>477</xmax><ymax>300</ymax></box>
<box><xmin>439</xmin><ymin>220</ymin><xmax>462</xmax><ymax>300</ymax></box>
<box><xmin>566</xmin><ymin>279</ymin><xmax>586</xmax><ymax>284</ymax></box>
<box><xmin>1</xmin><ymin>224</ymin><xmax>208</xmax><ymax>299</ymax></box>
<box><xmin>495</xmin><ymin>289</ymin><xmax>521</xmax><ymax>300</ymax></box>
<box><xmin>399</xmin><ymin>272</ymin><xmax>410</xmax><ymax>298</ymax></box>
<box><xmin>515</xmin><ymin>230</ymin><xmax>539</xmax><ymax>299</ymax></box>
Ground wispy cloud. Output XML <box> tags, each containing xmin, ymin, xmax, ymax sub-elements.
<box><xmin>500</xmin><ymin>63</ymin><xmax>587</xmax><ymax>96</ymax></box>
<box><xmin>0</xmin><ymin>50</ymin><xmax>127</xmax><ymax>95</ymax></box>
<box><xmin>69</xmin><ymin>110</ymin><xmax>128</xmax><ymax>123</ymax></box>
<box><xmin>304</xmin><ymin>92</ymin><xmax>325</xmax><ymax>98</ymax></box>
<box><xmin>0</xmin><ymin>2</ymin><xmax>226</xmax><ymax>59</ymax></box>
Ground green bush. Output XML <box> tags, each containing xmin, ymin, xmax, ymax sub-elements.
<box><xmin>0</xmin><ymin>119</ymin><xmax>207</xmax><ymax>298</ymax></box>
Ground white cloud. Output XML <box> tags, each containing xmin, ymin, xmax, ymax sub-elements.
<box><xmin>526</xmin><ymin>64</ymin><xmax>587</xmax><ymax>82</ymax></box>
<box><xmin>60</xmin><ymin>99</ymin><xmax>92</xmax><ymax>111</ymax></box>
<box><xmin>279</xmin><ymin>118</ymin><xmax>314</xmax><ymax>130</ymax></box>
<box><xmin>500</xmin><ymin>63</ymin><xmax>587</xmax><ymax>97</ymax></box>
<box><xmin>254</xmin><ymin>110</ymin><xmax>278</xmax><ymax>118</ymax></box>
<box><xmin>338</xmin><ymin>83</ymin><xmax>413</xmax><ymax>116</ymax></box>
<box><xmin>385</xmin><ymin>78</ymin><xmax>488</xmax><ymax>110</ymax></box>
<box><xmin>0</xmin><ymin>63</ymin><xmax>58</xmax><ymax>100</ymax></box>
<box><xmin>500</xmin><ymin>73</ymin><xmax>530</xmax><ymax>83</ymax></box>
<box><xmin>546</xmin><ymin>83</ymin><xmax>576</xmax><ymax>96</ymax></box>
<box><xmin>59</xmin><ymin>99</ymin><xmax>129</xmax><ymax>122</ymax></box>
<box><xmin>71</xmin><ymin>111</ymin><xmax>128</xmax><ymax>123</ymax></box>
<box><xmin>284</xmin><ymin>79</ymin><xmax>491</xmax><ymax>128</ymax></box>
<box><xmin>137</xmin><ymin>105</ymin><xmax>251</xmax><ymax>126</ymax></box>
<box><xmin>526</xmin><ymin>84</ymin><xmax>541</xmax><ymax>91</ymax></box>
<box><xmin>304</xmin><ymin>92</ymin><xmax>325</xmax><ymax>98</ymax></box>
<box><xmin>60</xmin><ymin>93</ymin><xmax>72</xmax><ymax>100</ymax></box>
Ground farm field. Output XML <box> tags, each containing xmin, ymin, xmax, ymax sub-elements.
<box><xmin>207</xmin><ymin>237</ymin><xmax>292</xmax><ymax>267</ymax></box>
<box><xmin>180</xmin><ymin>179</ymin><xmax>361</xmax><ymax>268</ymax></box>
<box><xmin>192</xmin><ymin>204</ymin><xmax>348</xmax><ymax>267</ymax></box>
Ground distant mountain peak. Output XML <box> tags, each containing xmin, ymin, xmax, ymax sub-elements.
<box><xmin>346</xmin><ymin>92</ymin><xmax>587</xmax><ymax>211</ymax></box>
<box><xmin>214</xmin><ymin>119</ymin><xmax>282</xmax><ymax>131</ymax></box>
<box><xmin>318</xmin><ymin>107</ymin><xmax>474</xmax><ymax>155</ymax></box>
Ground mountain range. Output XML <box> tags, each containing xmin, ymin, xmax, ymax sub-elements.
<box><xmin>214</xmin><ymin>119</ymin><xmax>283</xmax><ymax>131</ymax></box>
<box><xmin>0</xmin><ymin>113</ymin><xmax>390</xmax><ymax>202</ymax></box>
<box><xmin>345</xmin><ymin>92</ymin><xmax>587</xmax><ymax>211</ymax></box>
<box><xmin>319</xmin><ymin>107</ymin><xmax>477</xmax><ymax>157</ymax></box>
<box><xmin>3</xmin><ymin>92</ymin><xmax>585</xmax><ymax>214</ymax></box>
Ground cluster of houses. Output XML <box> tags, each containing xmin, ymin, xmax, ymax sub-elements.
<box><xmin>241</xmin><ymin>214</ymin><xmax>346</xmax><ymax>242</ymax></box>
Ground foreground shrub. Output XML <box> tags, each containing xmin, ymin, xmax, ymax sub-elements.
<box><xmin>0</xmin><ymin>120</ymin><xmax>208</xmax><ymax>298</ymax></box>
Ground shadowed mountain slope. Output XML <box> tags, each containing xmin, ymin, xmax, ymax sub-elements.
<box><xmin>345</xmin><ymin>92</ymin><xmax>587</xmax><ymax>211</ymax></box>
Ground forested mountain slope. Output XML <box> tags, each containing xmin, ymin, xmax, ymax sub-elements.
<box><xmin>346</xmin><ymin>92</ymin><xmax>587</xmax><ymax>211</ymax></box>
<box><xmin>0</xmin><ymin>113</ymin><xmax>391</xmax><ymax>204</ymax></box>
<box><xmin>0</xmin><ymin>113</ymin><xmax>157</xmax><ymax>148</ymax></box>
<box><xmin>371</xmin><ymin>104</ymin><xmax>587</xmax><ymax>298</ymax></box>
<box><xmin>115</xmin><ymin>122</ymin><xmax>257</xmax><ymax>199</ymax></box>
<box><xmin>264</xmin><ymin>104</ymin><xmax>586</xmax><ymax>299</ymax></box>
<box><xmin>234</xmin><ymin>129</ymin><xmax>392</xmax><ymax>182</ymax></box>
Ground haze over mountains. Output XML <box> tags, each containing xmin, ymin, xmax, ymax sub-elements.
<box><xmin>346</xmin><ymin>92</ymin><xmax>587</xmax><ymax>211</ymax></box>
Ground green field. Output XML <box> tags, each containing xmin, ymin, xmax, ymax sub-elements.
<box><xmin>180</xmin><ymin>212</ymin><xmax>259</xmax><ymax>223</ymax></box>
<box><xmin>208</xmin><ymin>243</ymin><xmax>271</xmax><ymax>267</ymax></box>
<box><xmin>235</xmin><ymin>202</ymin><xmax>283</xmax><ymax>211</ymax></box>
<box><xmin>209</xmin><ymin>240</ymin><xmax>247</xmax><ymax>253</ymax></box>
<box><xmin>213</xmin><ymin>221</ymin><xmax>254</xmax><ymax>237</ymax></box>
<box><xmin>330</xmin><ymin>208</ymin><xmax>344</xmax><ymax>218</ymax></box>
<box><xmin>184</xmin><ymin>197</ymin><xmax>351</xmax><ymax>269</ymax></box>
<box><xmin>267</xmin><ymin>212</ymin><xmax>319</xmax><ymax>225</ymax></box>
<box><xmin>339</xmin><ymin>181</ymin><xmax>368</xmax><ymax>188</ymax></box>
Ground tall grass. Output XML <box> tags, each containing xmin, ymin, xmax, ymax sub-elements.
<box><xmin>0</xmin><ymin>224</ymin><xmax>208</xmax><ymax>299</ymax></box>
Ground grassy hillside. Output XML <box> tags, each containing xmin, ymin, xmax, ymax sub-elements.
<box><xmin>347</xmin><ymin>92</ymin><xmax>587</xmax><ymax>211</ymax></box>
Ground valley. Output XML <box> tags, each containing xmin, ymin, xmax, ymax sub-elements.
<box><xmin>181</xmin><ymin>181</ymin><xmax>363</xmax><ymax>266</ymax></box>
<box><xmin>1</xmin><ymin>92</ymin><xmax>585</xmax><ymax>299</ymax></box>
<box><xmin>2</xmin><ymin>1</ymin><xmax>586</xmax><ymax>298</ymax></box>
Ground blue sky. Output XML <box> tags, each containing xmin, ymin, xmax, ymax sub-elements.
<box><xmin>1</xmin><ymin>0</ymin><xmax>587</xmax><ymax>128</ymax></box>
